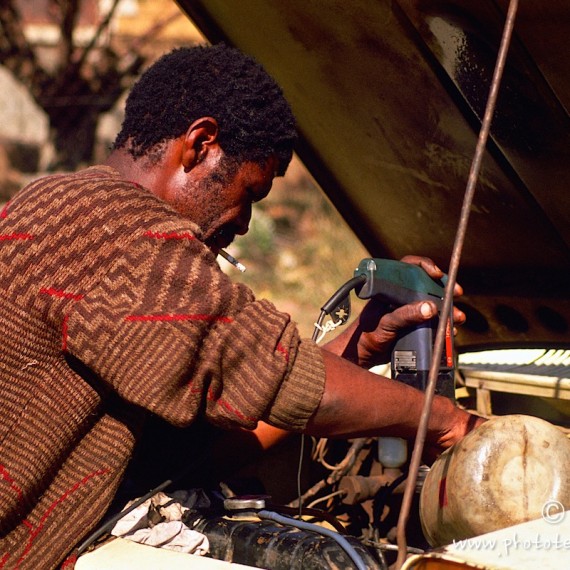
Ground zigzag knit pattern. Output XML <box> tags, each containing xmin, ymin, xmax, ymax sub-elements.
<box><xmin>0</xmin><ymin>166</ymin><xmax>325</xmax><ymax>568</ymax></box>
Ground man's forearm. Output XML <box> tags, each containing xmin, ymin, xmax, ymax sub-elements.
<box><xmin>304</xmin><ymin>350</ymin><xmax>479</xmax><ymax>449</ymax></box>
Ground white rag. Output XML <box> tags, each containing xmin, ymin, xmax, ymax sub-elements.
<box><xmin>111</xmin><ymin>492</ymin><xmax>210</xmax><ymax>555</ymax></box>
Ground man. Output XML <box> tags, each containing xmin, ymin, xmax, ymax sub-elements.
<box><xmin>0</xmin><ymin>44</ymin><xmax>482</xmax><ymax>568</ymax></box>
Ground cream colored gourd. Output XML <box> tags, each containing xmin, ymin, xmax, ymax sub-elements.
<box><xmin>420</xmin><ymin>414</ymin><xmax>570</xmax><ymax>547</ymax></box>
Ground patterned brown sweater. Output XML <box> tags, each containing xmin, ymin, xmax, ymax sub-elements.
<box><xmin>0</xmin><ymin>166</ymin><xmax>325</xmax><ymax>568</ymax></box>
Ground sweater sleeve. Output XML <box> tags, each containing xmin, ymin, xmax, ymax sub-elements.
<box><xmin>64</xmin><ymin>219</ymin><xmax>325</xmax><ymax>431</ymax></box>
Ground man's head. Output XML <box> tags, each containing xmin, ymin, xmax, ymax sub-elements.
<box><xmin>113</xmin><ymin>44</ymin><xmax>297</xmax><ymax>176</ymax></box>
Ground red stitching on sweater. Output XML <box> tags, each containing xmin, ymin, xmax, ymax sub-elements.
<box><xmin>40</xmin><ymin>287</ymin><xmax>84</xmax><ymax>301</ymax></box>
<box><xmin>0</xmin><ymin>464</ymin><xmax>23</xmax><ymax>501</ymax></box>
<box><xmin>0</xmin><ymin>233</ymin><xmax>33</xmax><ymax>241</ymax></box>
<box><xmin>190</xmin><ymin>386</ymin><xmax>256</xmax><ymax>422</ymax></box>
<box><xmin>0</xmin><ymin>202</ymin><xmax>9</xmax><ymax>218</ymax></box>
<box><xmin>61</xmin><ymin>553</ymin><xmax>78</xmax><ymax>568</ymax></box>
<box><xmin>207</xmin><ymin>389</ymin><xmax>256</xmax><ymax>423</ymax></box>
<box><xmin>17</xmin><ymin>469</ymin><xmax>110</xmax><ymax>567</ymax></box>
<box><xmin>0</xmin><ymin>552</ymin><xmax>10</xmax><ymax>567</ymax></box>
<box><xmin>143</xmin><ymin>230</ymin><xmax>195</xmax><ymax>240</ymax></box>
<box><xmin>276</xmin><ymin>343</ymin><xmax>289</xmax><ymax>362</ymax></box>
<box><xmin>125</xmin><ymin>314</ymin><xmax>233</xmax><ymax>323</ymax></box>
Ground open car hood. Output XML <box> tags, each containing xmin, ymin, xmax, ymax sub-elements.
<box><xmin>175</xmin><ymin>0</ymin><xmax>570</xmax><ymax>352</ymax></box>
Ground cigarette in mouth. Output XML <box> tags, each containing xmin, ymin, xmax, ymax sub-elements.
<box><xmin>218</xmin><ymin>249</ymin><xmax>246</xmax><ymax>273</ymax></box>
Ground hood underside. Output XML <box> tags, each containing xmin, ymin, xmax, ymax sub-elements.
<box><xmin>176</xmin><ymin>0</ymin><xmax>570</xmax><ymax>351</ymax></box>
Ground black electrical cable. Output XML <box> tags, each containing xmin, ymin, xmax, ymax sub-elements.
<box><xmin>311</xmin><ymin>274</ymin><xmax>367</xmax><ymax>342</ymax></box>
<box><xmin>320</xmin><ymin>275</ymin><xmax>367</xmax><ymax>316</ymax></box>
<box><xmin>312</xmin><ymin>310</ymin><xmax>327</xmax><ymax>342</ymax></box>
<box><xmin>75</xmin><ymin>478</ymin><xmax>174</xmax><ymax>555</ymax></box>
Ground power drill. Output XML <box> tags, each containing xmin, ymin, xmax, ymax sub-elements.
<box><xmin>353</xmin><ymin>258</ymin><xmax>455</xmax><ymax>400</ymax></box>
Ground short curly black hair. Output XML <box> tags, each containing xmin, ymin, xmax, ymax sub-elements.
<box><xmin>113</xmin><ymin>44</ymin><xmax>297</xmax><ymax>175</ymax></box>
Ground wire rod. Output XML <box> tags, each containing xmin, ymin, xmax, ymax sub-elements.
<box><xmin>394</xmin><ymin>1</ymin><xmax>520</xmax><ymax>567</ymax></box>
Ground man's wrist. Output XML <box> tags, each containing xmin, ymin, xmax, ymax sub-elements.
<box><xmin>430</xmin><ymin>398</ymin><xmax>485</xmax><ymax>450</ymax></box>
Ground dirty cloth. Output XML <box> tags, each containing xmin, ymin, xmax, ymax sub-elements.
<box><xmin>111</xmin><ymin>491</ymin><xmax>209</xmax><ymax>555</ymax></box>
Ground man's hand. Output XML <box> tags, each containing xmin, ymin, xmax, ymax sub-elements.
<box><xmin>423</xmin><ymin>406</ymin><xmax>486</xmax><ymax>462</ymax></box>
<box><xmin>324</xmin><ymin>255</ymin><xmax>465</xmax><ymax>368</ymax></box>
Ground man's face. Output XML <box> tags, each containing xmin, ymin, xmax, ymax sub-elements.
<box><xmin>173</xmin><ymin>150</ymin><xmax>278</xmax><ymax>253</ymax></box>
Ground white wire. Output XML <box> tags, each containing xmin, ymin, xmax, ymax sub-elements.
<box><xmin>306</xmin><ymin>489</ymin><xmax>346</xmax><ymax>509</ymax></box>
<box><xmin>313</xmin><ymin>318</ymin><xmax>344</xmax><ymax>344</ymax></box>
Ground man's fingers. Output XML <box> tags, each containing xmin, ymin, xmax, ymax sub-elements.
<box><xmin>380</xmin><ymin>301</ymin><xmax>438</xmax><ymax>332</ymax></box>
<box><xmin>400</xmin><ymin>255</ymin><xmax>442</xmax><ymax>278</ymax></box>
<box><xmin>382</xmin><ymin>301</ymin><xmax>465</xmax><ymax>338</ymax></box>
<box><xmin>399</xmin><ymin>255</ymin><xmax>463</xmax><ymax>296</ymax></box>
<box><xmin>453</xmin><ymin>306</ymin><xmax>466</xmax><ymax>326</ymax></box>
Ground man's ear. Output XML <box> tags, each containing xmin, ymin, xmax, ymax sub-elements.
<box><xmin>181</xmin><ymin>117</ymin><xmax>219</xmax><ymax>171</ymax></box>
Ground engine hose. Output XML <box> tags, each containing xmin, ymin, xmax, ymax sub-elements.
<box><xmin>258</xmin><ymin>509</ymin><xmax>368</xmax><ymax>570</ymax></box>
<box><xmin>266</xmin><ymin>503</ymin><xmax>348</xmax><ymax>534</ymax></box>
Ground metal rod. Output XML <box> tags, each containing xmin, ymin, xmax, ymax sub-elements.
<box><xmin>394</xmin><ymin>1</ymin><xmax>519</xmax><ymax>567</ymax></box>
